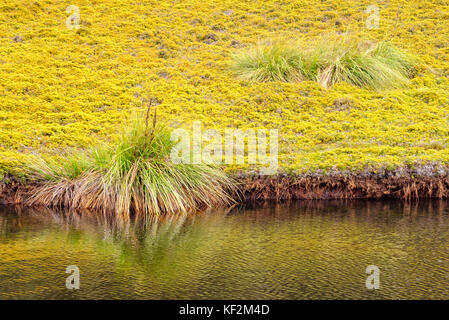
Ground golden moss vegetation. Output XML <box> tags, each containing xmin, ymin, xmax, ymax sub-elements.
<box><xmin>1</xmin><ymin>0</ymin><xmax>449</xmax><ymax>180</ymax></box>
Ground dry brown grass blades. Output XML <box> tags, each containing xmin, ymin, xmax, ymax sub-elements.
<box><xmin>3</xmin><ymin>172</ymin><xmax>449</xmax><ymax>209</ymax></box>
<box><xmin>24</xmin><ymin>170</ymin><xmax>235</xmax><ymax>217</ymax></box>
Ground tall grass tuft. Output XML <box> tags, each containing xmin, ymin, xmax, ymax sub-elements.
<box><xmin>25</xmin><ymin>104</ymin><xmax>237</xmax><ymax>218</ymax></box>
<box><xmin>231</xmin><ymin>36</ymin><xmax>416</xmax><ymax>90</ymax></box>
<box><xmin>231</xmin><ymin>40</ymin><xmax>305</xmax><ymax>82</ymax></box>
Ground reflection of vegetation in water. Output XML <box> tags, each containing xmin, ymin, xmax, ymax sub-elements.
<box><xmin>4</xmin><ymin>207</ymin><xmax>236</xmax><ymax>291</ymax></box>
<box><xmin>1</xmin><ymin>201</ymin><xmax>449</xmax><ymax>299</ymax></box>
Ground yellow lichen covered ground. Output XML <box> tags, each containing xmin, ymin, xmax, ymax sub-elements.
<box><xmin>1</xmin><ymin>0</ymin><xmax>449</xmax><ymax>178</ymax></box>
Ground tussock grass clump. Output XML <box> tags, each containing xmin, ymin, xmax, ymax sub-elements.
<box><xmin>231</xmin><ymin>37</ymin><xmax>416</xmax><ymax>90</ymax></box>
<box><xmin>25</xmin><ymin>107</ymin><xmax>236</xmax><ymax>218</ymax></box>
<box><xmin>230</xmin><ymin>40</ymin><xmax>305</xmax><ymax>82</ymax></box>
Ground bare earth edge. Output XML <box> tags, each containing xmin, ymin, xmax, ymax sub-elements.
<box><xmin>2</xmin><ymin>171</ymin><xmax>449</xmax><ymax>206</ymax></box>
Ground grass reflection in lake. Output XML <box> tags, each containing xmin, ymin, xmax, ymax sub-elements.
<box><xmin>1</xmin><ymin>200</ymin><xmax>449</xmax><ymax>299</ymax></box>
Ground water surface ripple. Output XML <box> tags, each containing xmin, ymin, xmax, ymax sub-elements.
<box><xmin>1</xmin><ymin>201</ymin><xmax>449</xmax><ymax>299</ymax></box>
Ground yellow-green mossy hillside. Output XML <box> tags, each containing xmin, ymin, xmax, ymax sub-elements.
<box><xmin>1</xmin><ymin>0</ymin><xmax>449</xmax><ymax>180</ymax></box>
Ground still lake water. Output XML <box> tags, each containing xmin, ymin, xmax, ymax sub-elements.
<box><xmin>1</xmin><ymin>201</ymin><xmax>449</xmax><ymax>299</ymax></box>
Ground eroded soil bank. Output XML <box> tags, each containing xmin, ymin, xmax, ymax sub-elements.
<box><xmin>239</xmin><ymin>174</ymin><xmax>449</xmax><ymax>201</ymax></box>
<box><xmin>3</xmin><ymin>172</ymin><xmax>449</xmax><ymax>206</ymax></box>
